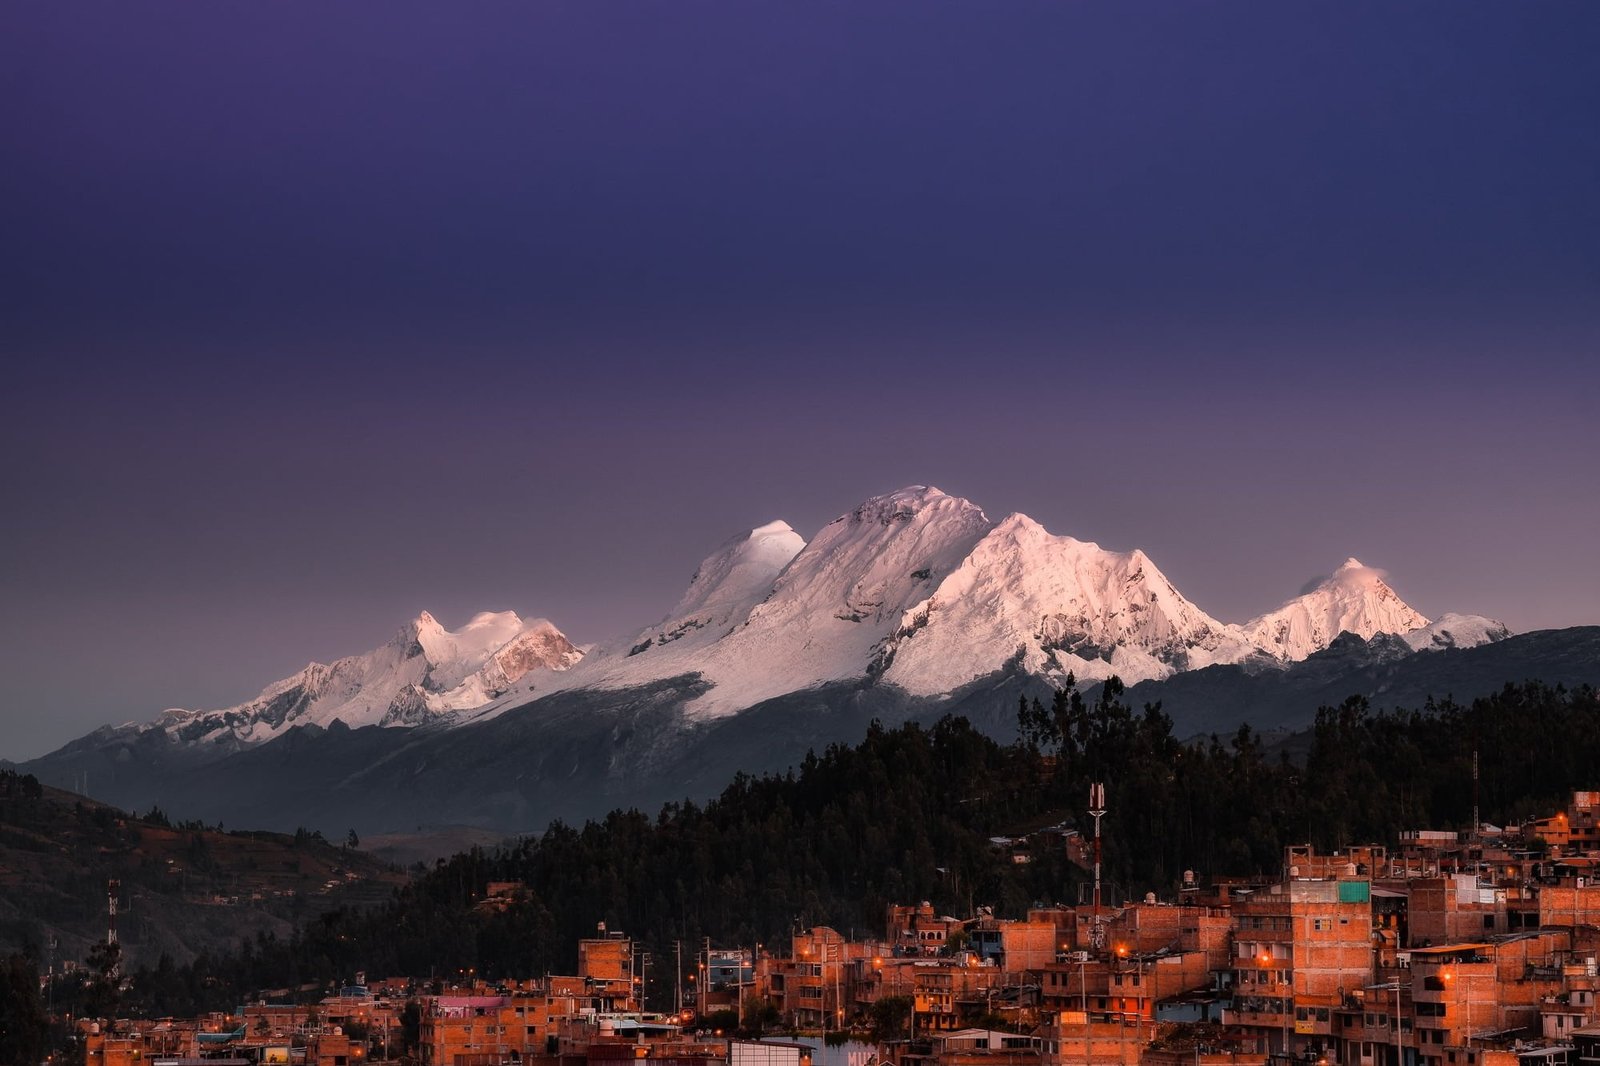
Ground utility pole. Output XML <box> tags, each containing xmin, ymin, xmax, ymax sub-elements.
<box><xmin>47</xmin><ymin>934</ymin><xmax>56</xmax><ymax>1015</ymax></box>
<box><xmin>1472</xmin><ymin>748</ymin><xmax>1480</xmax><ymax>840</ymax></box>
<box><xmin>1395</xmin><ymin>979</ymin><xmax>1402</xmax><ymax>1066</ymax></box>
<box><xmin>1367</xmin><ymin>981</ymin><xmax>1402</xmax><ymax>1066</ymax></box>
<box><xmin>106</xmin><ymin>879</ymin><xmax>121</xmax><ymax>979</ymax></box>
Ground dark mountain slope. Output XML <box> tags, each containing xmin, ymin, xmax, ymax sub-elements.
<box><xmin>18</xmin><ymin>629</ymin><xmax>1597</xmax><ymax>839</ymax></box>
<box><xmin>1127</xmin><ymin>626</ymin><xmax>1600</xmax><ymax>738</ymax></box>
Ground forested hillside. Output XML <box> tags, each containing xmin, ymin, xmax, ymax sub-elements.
<box><xmin>0</xmin><ymin>772</ymin><xmax>405</xmax><ymax>970</ymax></box>
<box><xmin>56</xmin><ymin>679</ymin><xmax>1600</xmax><ymax>1018</ymax></box>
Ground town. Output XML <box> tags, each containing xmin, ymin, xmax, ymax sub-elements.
<box><xmin>59</xmin><ymin>789</ymin><xmax>1600</xmax><ymax>1066</ymax></box>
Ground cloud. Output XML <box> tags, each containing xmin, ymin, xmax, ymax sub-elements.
<box><xmin>1300</xmin><ymin>561</ymin><xmax>1389</xmax><ymax>595</ymax></box>
<box><xmin>1297</xmin><ymin>575</ymin><xmax>1329</xmax><ymax>596</ymax></box>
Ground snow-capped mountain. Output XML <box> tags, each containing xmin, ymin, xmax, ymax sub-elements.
<box><xmin>87</xmin><ymin>485</ymin><xmax>1510</xmax><ymax>754</ymax></box>
<box><xmin>556</xmin><ymin>486</ymin><xmax>993</xmax><ymax>719</ymax></box>
<box><xmin>486</xmin><ymin>487</ymin><xmax>1492</xmax><ymax>719</ymax></box>
<box><xmin>622</xmin><ymin>520</ymin><xmax>807</xmax><ymax>660</ymax></box>
<box><xmin>21</xmin><ymin>483</ymin><xmax>1560</xmax><ymax>837</ymax></box>
<box><xmin>879</xmin><ymin>513</ymin><xmax>1261</xmax><ymax>693</ymax></box>
<box><xmin>679</xmin><ymin>486</ymin><xmax>994</xmax><ymax>716</ymax></box>
<box><xmin>1236</xmin><ymin>559</ymin><xmax>1430</xmax><ymax>661</ymax></box>
<box><xmin>1403</xmin><ymin>612</ymin><xmax>1512</xmax><ymax>652</ymax></box>
<box><xmin>154</xmin><ymin>610</ymin><xmax>581</xmax><ymax>747</ymax></box>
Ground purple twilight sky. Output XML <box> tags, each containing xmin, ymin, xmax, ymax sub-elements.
<box><xmin>3</xmin><ymin>2</ymin><xmax>1598</xmax><ymax>759</ymax></box>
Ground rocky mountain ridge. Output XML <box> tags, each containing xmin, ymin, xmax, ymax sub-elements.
<box><xmin>81</xmin><ymin>485</ymin><xmax>1508</xmax><ymax>755</ymax></box>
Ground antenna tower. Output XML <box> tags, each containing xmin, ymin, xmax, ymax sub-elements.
<box><xmin>1089</xmin><ymin>782</ymin><xmax>1107</xmax><ymax>950</ymax></box>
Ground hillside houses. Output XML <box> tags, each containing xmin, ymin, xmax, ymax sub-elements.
<box><xmin>66</xmin><ymin>791</ymin><xmax>1600</xmax><ymax>1066</ymax></box>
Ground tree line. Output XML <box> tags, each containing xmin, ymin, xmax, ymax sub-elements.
<box><xmin>23</xmin><ymin>679</ymin><xmax>1599</xmax><ymax>1021</ymax></box>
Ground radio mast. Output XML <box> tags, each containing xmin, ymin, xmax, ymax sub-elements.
<box><xmin>1089</xmin><ymin>782</ymin><xmax>1107</xmax><ymax>950</ymax></box>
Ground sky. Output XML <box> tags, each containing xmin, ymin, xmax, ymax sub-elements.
<box><xmin>3</xmin><ymin>2</ymin><xmax>1597</xmax><ymax>759</ymax></box>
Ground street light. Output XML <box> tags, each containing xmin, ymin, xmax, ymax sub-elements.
<box><xmin>1440</xmin><ymin>967</ymin><xmax>1469</xmax><ymax>1047</ymax></box>
<box><xmin>1115</xmin><ymin>946</ymin><xmax>1131</xmax><ymax>1016</ymax></box>
<box><xmin>1073</xmin><ymin>947</ymin><xmax>1087</xmax><ymax>1015</ymax></box>
<box><xmin>1257</xmin><ymin>952</ymin><xmax>1290</xmax><ymax>1058</ymax></box>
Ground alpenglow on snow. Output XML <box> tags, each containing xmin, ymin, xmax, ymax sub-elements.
<box><xmin>123</xmin><ymin>485</ymin><xmax>1508</xmax><ymax>749</ymax></box>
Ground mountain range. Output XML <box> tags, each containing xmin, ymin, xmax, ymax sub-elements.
<box><xmin>13</xmin><ymin>485</ymin><xmax>1592</xmax><ymax>836</ymax></box>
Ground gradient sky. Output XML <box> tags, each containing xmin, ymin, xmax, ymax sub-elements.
<box><xmin>3</xmin><ymin>2</ymin><xmax>1597</xmax><ymax>759</ymax></box>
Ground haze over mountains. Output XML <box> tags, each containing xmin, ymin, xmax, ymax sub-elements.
<box><xmin>15</xmin><ymin>485</ymin><xmax>1592</xmax><ymax>837</ymax></box>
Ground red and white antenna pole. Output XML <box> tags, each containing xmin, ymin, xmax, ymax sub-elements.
<box><xmin>1089</xmin><ymin>782</ymin><xmax>1107</xmax><ymax>950</ymax></box>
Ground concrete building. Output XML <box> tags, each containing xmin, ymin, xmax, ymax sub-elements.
<box><xmin>579</xmin><ymin>930</ymin><xmax>640</xmax><ymax>1013</ymax></box>
<box><xmin>1224</xmin><ymin>848</ymin><xmax>1376</xmax><ymax>1061</ymax></box>
<box><xmin>888</xmin><ymin>903</ymin><xmax>967</xmax><ymax>958</ymax></box>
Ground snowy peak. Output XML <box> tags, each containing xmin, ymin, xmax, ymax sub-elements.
<box><xmin>751</xmin><ymin>486</ymin><xmax>991</xmax><ymax>629</ymax></box>
<box><xmin>654</xmin><ymin>486</ymin><xmax>995</xmax><ymax>717</ymax></box>
<box><xmin>624</xmin><ymin>520</ymin><xmax>806</xmax><ymax>658</ymax></box>
<box><xmin>414</xmin><ymin>610</ymin><xmax>531</xmax><ymax>690</ymax></box>
<box><xmin>157</xmin><ymin>610</ymin><xmax>584</xmax><ymax>745</ymax></box>
<box><xmin>523</xmin><ymin>487</ymin><xmax>996</xmax><ymax>718</ymax></box>
<box><xmin>431</xmin><ymin>618</ymin><xmax>584</xmax><ymax>712</ymax></box>
<box><xmin>116</xmin><ymin>486</ymin><xmax>1509</xmax><ymax>754</ymax></box>
<box><xmin>881</xmin><ymin>512</ymin><xmax>1257</xmax><ymax>694</ymax></box>
<box><xmin>673</xmin><ymin>520</ymin><xmax>805</xmax><ymax>620</ymax></box>
<box><xmin>532</xmin><ymin>490</ymin><xmax>1494</xmax><ymax>720</ymax></box>
<box><xmin>1239</xmin><ymin>561</ymin><xmax>1430</xmax><ymax>660</ymax></box>
<box><xmin>844</xmin><ymin>484</ymin><xmax>965</xmax><ymax>526</ymax></box>
<box><xmin>493</xmin><ymin>619</ymin><xmax>584</xmax><ymax>676</ymax></box>
<box><xmin>1403</xmin><ymin>612</ymin><xmax>1512</xmax><ymax>652</ymax></box>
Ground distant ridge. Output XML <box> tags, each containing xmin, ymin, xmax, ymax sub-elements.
<box><xmin>96</xmin><ymin>484</ymin><xmax>1506</xmax><ymax>753</ymax></box>
<box><xmin>17</xmin><ymin>484</ymin><xmax>1572</xmax><ymax>838</ymax></box>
